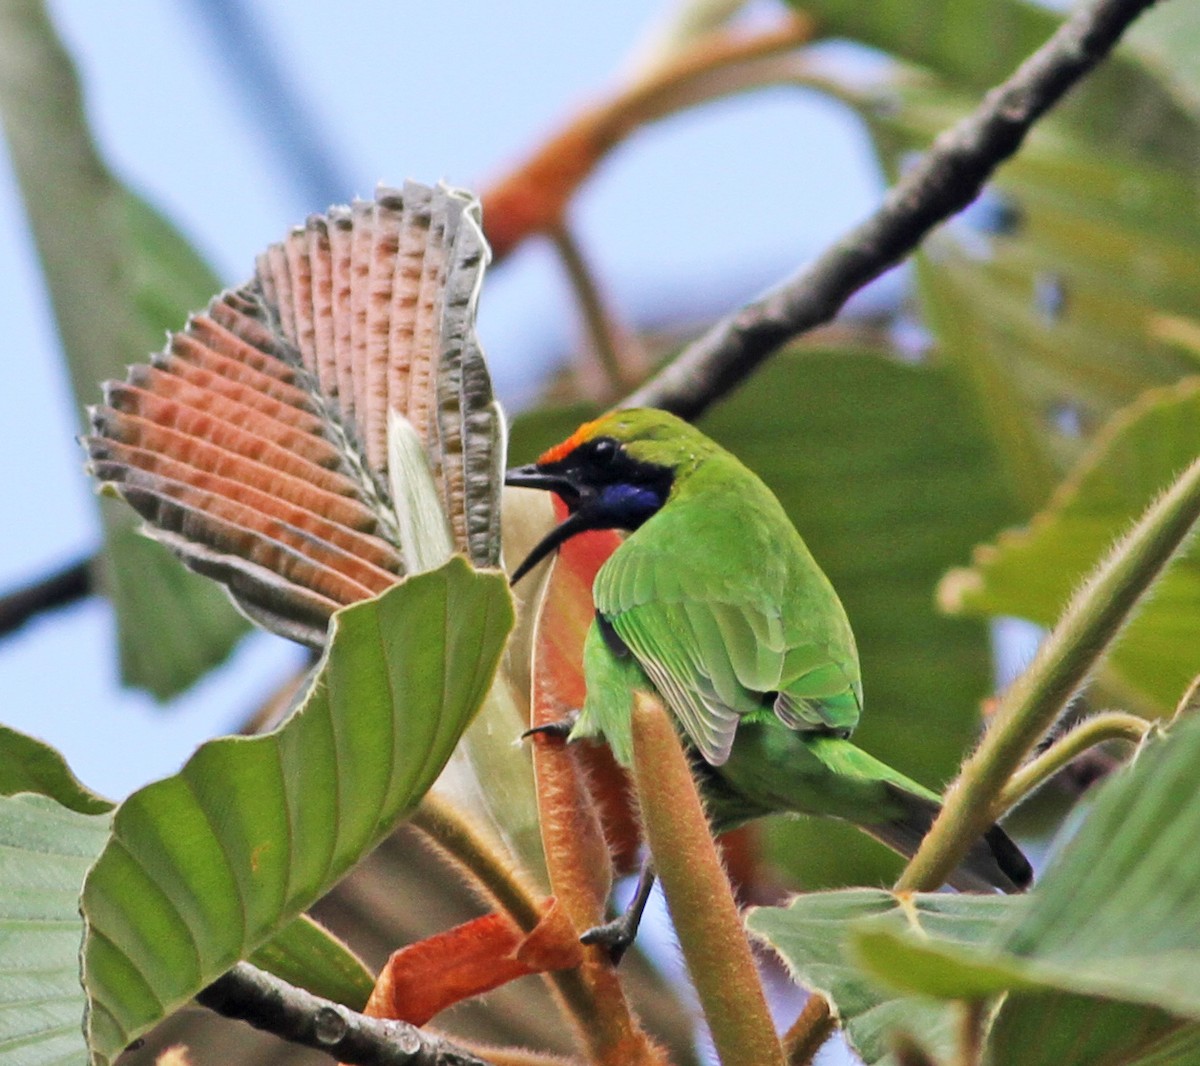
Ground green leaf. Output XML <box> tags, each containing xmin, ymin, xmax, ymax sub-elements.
<box><xmin>0</xmin><ymin>793</ymin><xmax>112</xmax><ymax>1066</ymax></box>
<box><xmin>752</xmin><ymin>713</ymin><xmax>1200</xmax><ymax>1062</ymax></box>
<box><xmin>994</xmin><ymin>713</ymin><xmax>1200</xmax><ymax>1018</ymax></box>
<box><xmin>941</xmin><ymin>378</ymin><xmax>1200</xmax><ymax>712</ymax></box>
<box><xmin>987</xmin><ymin>992</ymin><xmax>1195</xmax><ymax>1066</ymax></box>
<box><xmin>0</xmin><ymin>0</ymin><xmax>249</xmax><ymax>698</ymax></box>
<box><xmin>0</xmin><ymin>726</ymin><xmax>380</xmax><ymax>1063</ymax></box>
<box><xmin>512</xmin><ymin>348</ymin><xmax>1017</xmax><ymax>888</ymax></box>
<box><xmin>842</xmin><ymin>714</ymin><xmax>1200</xmax><ymax>1063</ymax></box>
<box><xmin>0</xmin><ymin>725</ymin><xmax>112</xmax><ymax>815</ymax></box>
<box><xmin>80</xmin><ymin>558</ymin><xmax>513</xmax><ymax>1064</ymax></box>
<box><xmin>247</xmin><ymin>914</ymin><xmax>374</xmax><ymax>1009</ymax></box>
<box><xmin>0</xmin><ymin>730</ymin><xmax>113</xmax><ymax>1065</ymax></box>
<box><xmin>747</xmin><ymin>889</ymin><xmax>1018</xmax><ymax>1065</ymax></box>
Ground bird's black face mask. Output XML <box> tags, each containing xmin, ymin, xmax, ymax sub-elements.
<box><xmin>504</xmin><ymin>437</ymin><xmax>673</xmax><ymax>583</ymax></box>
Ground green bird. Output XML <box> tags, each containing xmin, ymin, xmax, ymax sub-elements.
<box><xmin>507</xmin><ymin>409</ymin><xmax>1030</xmax><ymax>953</ymax></box>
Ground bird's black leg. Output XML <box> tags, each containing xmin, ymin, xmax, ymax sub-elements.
<box><xmin>580</xmin><ymin>858</ymin><xmax>656</xmax><ymax>965</ymax></box>
<box><xmin>520</xmin><ymin>710</ymin><xmax>579</xmax><ymax>742</ymax></box>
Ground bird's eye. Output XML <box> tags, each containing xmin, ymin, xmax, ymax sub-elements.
<box><xmin>591</xmin><ymin>437</ymin><xmax>618</xmax><ymax>463</ymax></box>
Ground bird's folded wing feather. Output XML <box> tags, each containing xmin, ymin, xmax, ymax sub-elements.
<box><xmin>596</xmin><ymin>543</ymin><xmax>858</xmax><ymax>765</ymax></box>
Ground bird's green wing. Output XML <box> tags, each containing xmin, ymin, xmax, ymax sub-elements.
<box><xmin>594</xmin><ymin>535</ymin><xmax>860</xmax><ymax>766</ymax></box>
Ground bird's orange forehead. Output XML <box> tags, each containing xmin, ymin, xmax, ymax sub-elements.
<box><xmin>537</xmin><ymin>417</ymin><xmax>606</xmax><ymax>465</ymax></box>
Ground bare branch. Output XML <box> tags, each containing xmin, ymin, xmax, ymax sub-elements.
<box><xmin>196</xmin><ymin>962</ymin><xmax>496</xmax><ymax>1066</ymax></box>
<box><xmin>626</xmin><ymin>0</ymin><xmax>1162</xmax><ymax>419</ymax></box>
<box><xmin>0</xmin><ymin>555</ymin><xmax>92</xmax><ymax>638</ymax></box>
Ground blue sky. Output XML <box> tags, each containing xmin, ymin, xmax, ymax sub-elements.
<box><xmin>0</xmin><ymin>0</ymin><xmax>883</xmax><ymax>799</ymax></box>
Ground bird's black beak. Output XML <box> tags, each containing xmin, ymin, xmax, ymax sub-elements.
<box><xmin>504</xmin><ymin>464</ymin><xmax>579</xmax><ymax>500</ymax></box>
<box><xmin>505</xmin><ymin>463</ymin><xmax>590</xmax><ymax>585</ymax></box>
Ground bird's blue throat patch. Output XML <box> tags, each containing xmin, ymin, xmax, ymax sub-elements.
<box><xmin>597</xmin><ymin>481</ymin><xmax>667</xmax><ymax>529</ymax></box>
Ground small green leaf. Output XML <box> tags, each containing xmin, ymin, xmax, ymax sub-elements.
<box><xmin>80</xmin><ymin>558</ymin><xmax>513</xmax><ymax>1064</ymax></box>
<box><xmin>0</xmin><ymin>725</ymin><xmax>112</xmax><ymax>814</ymax></box>
<box><xmin>942</xmin><ymin>378</ymin><xmax>1200</xmax><ymax>712</ymax></box>
<box><xmin>248</xmin><ymin>915</ymin><xmax>374</xmax><ymax>1009</ymax></box>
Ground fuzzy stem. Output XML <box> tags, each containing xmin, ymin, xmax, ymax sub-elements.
<box><xmin>411</xmin><ymin>795</ymin><xmax>544</xmax><ymax>932</ymax></box>
<box><xmin>956</xmin><ymin>1000</ymin><xmax>987</xmax><ymax>1066</ymax></box>
<box><xmin>997</xmin><ymin>711</ymin><xmax>1150</xmax><ymax>812</ymax></box>
<box><xmin>897</xmin><ymin>456</ymin><xmax>1200</xmax><ymax>893</ymax></box>
<box><xmin>526</xmin><ymin>746</ymin><xmax>668</xmax><ymax>1066</ymax></box>
<box><xmin>783</xmin><ymin>994</ymin><xmax>836</xmax><ymax>1066</ymax></box>
<box><xmin>630</xmin><ymin>692</ymin><xmax>784</xmax><ymax>1066</ymax></box>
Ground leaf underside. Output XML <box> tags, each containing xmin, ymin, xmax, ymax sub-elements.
<box><xmin>0</xmin><ymin>793</ymin><xmax>112</xmax><ymax>1066</ymax></box>
<box><xmin>86</xmin><ymin>183</ymin><xmax>504</xmax><ymax>647</ymax></box>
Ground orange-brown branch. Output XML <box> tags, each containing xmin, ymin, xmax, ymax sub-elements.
<box><xmin>481</xmin><ymin>15</ymin><xmax>816</xmax><ymax>260</ymax></box>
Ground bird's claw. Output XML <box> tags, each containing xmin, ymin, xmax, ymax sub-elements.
<box><xmin>580</xmin><ymin>916</ymin><xmax>637</xmax><ymax>966</ymax></box>
<box><xmin>520</xmin><ymin>711</ymin><xmax>579</xmax><ymax>743</ymax></box>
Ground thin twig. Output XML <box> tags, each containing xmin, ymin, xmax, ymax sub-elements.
<box><xmin>627</xmin><ymin>0</ymin><xmax>1163</xmax><ymax>418</ymax></box>
<box><xmin>547</xmin><ymin>223</ymin><xmax>643</xmax><ymax>401</ymax></box>
<box><xmin>196</xmin><ymin>961</ymin><xmax>495</xmax><ymax>1066</ymax></box>
<box><xmin>0</xmin><ymin>555</ymin><xmax>92</xmax><ymax>638</ymax></box>
<box><xmin>525</xmin><ymin>559</ymin><xmax>671</xmax><ymax>1066</ymax></box>
<box><xmin>482</xmin><ymin>16</ymin><xmax>815</xmax><ymax>260</ymax></box>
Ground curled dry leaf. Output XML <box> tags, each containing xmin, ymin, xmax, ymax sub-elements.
<box><xmin>85</xmin><ymin>182</ymin><xmax>504</xmax><ymax>646</ymax></box>
<box><xmin>362</xmin><ymin>899</ymin><xmax>582</xmax><ymax>1028</ymax></box>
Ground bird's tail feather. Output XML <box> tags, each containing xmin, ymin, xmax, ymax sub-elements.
<box><xmin>862</xmin><ymin>786</ymin><xmax>1033</xmax><ymax>894</ymax></box>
